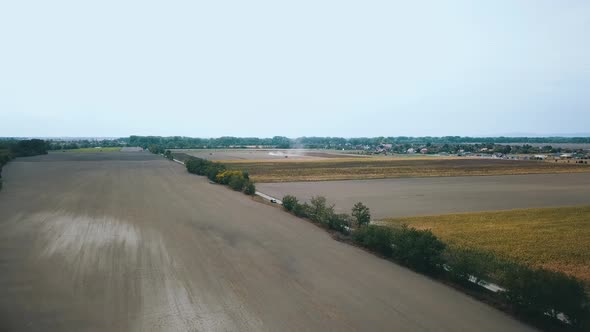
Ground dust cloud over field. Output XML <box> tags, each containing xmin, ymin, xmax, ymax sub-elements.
<box><xmin>0</xmin><ymin>152</ymin><xmax>533</xmax><ymax>331</ymax></box>
<box><xmin>257</xmin><ymin>173</ymin><xmax>590</xmax><ymax>219</ymax></box>
<box><xmin>175</xmin><ymin>148</ymin><xmax>363</xmax><ymax>161</ymax></box>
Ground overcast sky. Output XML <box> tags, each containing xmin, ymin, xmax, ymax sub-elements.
<box><xmin>1</xmin><ymin>0</ymin><xmax>589</xmax><ymax>138</ymax></box>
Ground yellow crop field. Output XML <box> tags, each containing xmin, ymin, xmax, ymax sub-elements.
<box><xmin>225</xmin><ymin>158</ymin><xmax>590</xmax><ymax>182</ymax></box>
<box><xmin>381</xmin><ymin>206</ymin><xmax>590</xmax><ymax>283</ymax></box>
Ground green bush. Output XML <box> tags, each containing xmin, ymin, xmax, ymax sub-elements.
<box><xmin>243</xmin><ymin>181</ymin><xmax>256</xmax><ymax>195</ymax></box>
<box><xmin>207</xmin><ymin>163</ymin><xmax>226</xmax><ymax>182</ymax></box>
<box><xmin>309</xmin><ymin>196</ymin><xmax>335</xmax><ymax>225</ymax></box>
<box><xmin>500</xmin><ymin>265</ymin><xmax>590</xmax><ymax>328</ymax></box>
<box><xmin>186</xmin><ymin>157</ymin><xmax>213</xmax><ymax>175</ymax></box>
<box><xmin>216</xmin><ymin>170</ymin><xmax>244</xmax><ymax>185</ymax></box>
<box><xmin>228</xmin><ymin>174</ymin><xmax>246</xmax><ymax>191</ymax></box>
<box><xmin>352</xmin><ymin>225</ymin><xmax>446</xmax><ymax>273</ymax></box>
<box><xmin>293</xmin><ymin>202</ymin><xmax>310</xmax><ymax>218</ymax></box>
<box><xmin>185</xmin><ymin>156</ymin><xmax>254</xmax><ymax>196</ymax></box>
<box><xmin>390</xmin><ymin>225</ymin><xmax>446</xmax><ymax>274</ymax></box>
<box><xmin>148</xmin><ymin>144</ymin><xmax>164</xmax><ymax>154</ymax></box>
<box><xmin>353</xmin><ymin>225</ymin><xmax>395</xmax><ymax>257</ymax></box>
<box><xmin>445</xmin><ymin>247</ymin><xmax>497</xmax><ymax>284</ymax></box>
<box><xmin>329</xmin><ymin>213</ymin><xmax>352</xmax><ymax>233</ymax></box>
<box><xmin>282</xmin><ymin>195</ymin><xmax>299</xmax><ymax>212</ymax></box>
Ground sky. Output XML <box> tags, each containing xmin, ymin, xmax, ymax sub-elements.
<box><xmin>1</xmin><ymin>0</ymin><xmax>589</xmax><ymax>138</ymax></box>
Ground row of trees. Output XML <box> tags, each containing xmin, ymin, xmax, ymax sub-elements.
<box><xmin>280</xmin><ymin>194</ymin><xmax>590</xmax><ymax>330</ymax></box>
<box><xmin>129</xmin><ymin>135</ymin><xmax>291</xmax><ymax>149</ymax></box>
<box><xmin>46</xmin><ymin>138</ymin><xmax>126</xmax><ymax>150</ymax></box>
<box><xmin>282</xmin><ymin>195</ymin><xmax>367</xmax><ymax>233</ymax></box>
<box><xmin>0</xmin><ymin>139</ymin><xmax>49</xmax><ymax>157</ymax></box>
<box><xmin>185</xmin><ymin>157</ymin><xmax>256</xmax><ymax>195</ymax></box>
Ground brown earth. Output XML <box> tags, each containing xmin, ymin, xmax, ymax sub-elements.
<box><xmin>257</xmin><ymin>173</ymin><xmax>590</xmax><ymax>219</ymax></box>
<box><xmin>226</xmin><ymin>158</ymin><xmax>590</xmax><ymax>182</ymax></box>
<box><xmin>0</xmin><ymin>152</ymin><xmax>534</xmax><ymax>331</ymax></box>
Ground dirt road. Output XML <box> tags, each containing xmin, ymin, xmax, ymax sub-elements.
<box><xmin>257</xmin><ymin>174</ymin><xmax>590</xmax><ymax>219</ymax></box>
<box><xmin>0</xmin><ymin>152</ymin><xmax>534</xmax><ymax>331</ymax></box>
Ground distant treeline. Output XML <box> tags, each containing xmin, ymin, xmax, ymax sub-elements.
<box><xmin>281</xmin><ymin>194</ymin><xmax>590</xmax><ymax>331</ymax></box>
<box><xmin>3</xmin><ymin>136</ymin><xmax>589</xmax><ymax>153</ymax></box>
<box><xmin>0</xmin><ymin>139</ymin><xmax>49</xmax><ymax>158</ymax></box>
<box><xmin>0</xmin><ymin>139</ymin><xmax>49</xmax><ymax>190</ymax></box>
<box><xmin>45</xmin><ymin>139</ymin><xmax>126</xmax><ymax>150</ymax></box>
<box><xmin>126</xmin><ymin>135</ymin><xmax>590</xmax><ymax>150</ymax></box>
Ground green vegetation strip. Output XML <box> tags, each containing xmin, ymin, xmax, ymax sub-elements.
<box><xmin>183</xmin><ymin>156</ymin><xmax>256</xmax><ymax>195</ymax></box>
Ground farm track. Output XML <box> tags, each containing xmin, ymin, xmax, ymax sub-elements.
<box><xmin>0</xmin><ymin>152</ymin><xmax>534</xmax><ymax>331</ymax></box>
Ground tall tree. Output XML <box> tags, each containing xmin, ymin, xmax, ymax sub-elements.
<box><xmin>352</xmin><ymin>202</ymin><xmax>371</xmax><ymax>228</ymax></box>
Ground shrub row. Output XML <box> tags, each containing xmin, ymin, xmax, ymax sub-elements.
<box><xmin>185</xmin><ymin>157</ymin><xmax>256</xmax><ymax>195</ymax></box>
<box><xmin>282</xmin><ymin>195</ymin><xmax>359</xmax><ymax>233</ymax></box>
<box><xmin>281</xmin><ymin>194</ymin><xmax>590</xmax><ymax>330</ymax></box>
<box><xmin>353</xmin><ymin>224</ymin><xmax>446</xmax><ymax>274</ymax></box>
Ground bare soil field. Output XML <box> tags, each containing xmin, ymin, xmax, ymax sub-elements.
<box><xmin>0</xmin><ymin>152</ymin><xmax>533</xmax><ymax>331</ymax></box>
<box><xmin>174</xmin><ymin>148</ymin><xmax>366</xmax><ymax>161</ymax></box>
<box><xmin>228</xmin><ymin>157</ymin><xmax>590</xmax><ymax>182</ymax></box>
<box><xmin>381</xmin><ymin>206</ymin><xmax>590</xmax><ymax>283</ymax></box>
<box><xmin>257</xmin><ymin>173</ymin><xmax>590</xmax><ymax>219</ymax></box>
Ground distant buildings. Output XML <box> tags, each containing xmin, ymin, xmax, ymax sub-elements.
<box><xmin>376</xmin><ymin>144</ymin><xmax>393</xmax><ymax>153</ymax></box>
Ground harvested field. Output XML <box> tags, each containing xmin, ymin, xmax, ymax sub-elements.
<box><xmin>256</xmin><ymin>173</ymin><xmax>590</xmax><ymax>219</ymax></box>
<box><xmin>0</xmin><ymin>152</ymin><xmax>533</xmax><ymax>331</ymax></box>
<box><xmin>59</xmin><ymin>147</ymin><xmax>122</xmax><ymax>153</ymax></box>
<box><xmin>226</xmin><ymin>157</ymin><xmax>590</xmax><ymax>182</ymax></box>
<box><xmin>380</xmin><ymin>206</ymin><xmax>590</xmax><ymax>283</ymax></box>
<box><xmin>174</xmin><ymin>148</ymin><xmax>366</xmax><ymax>161</ymax></box>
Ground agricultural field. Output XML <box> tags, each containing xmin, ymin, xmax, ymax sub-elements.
<box><xmin>57</xmin><ymin>147</ymin><xmax>122</xmax><ymax>153</ymax></box>
<box><xmin>256</xmin><ymin>173</ymin><xmax>590</xmax><ymax>219</ymax></box>
<box><xmin>226</xmin><ymin>157</ymin><xmax>590</xmax><ymax>183</ymax></box>
<box><xmin>0</xmin><ymin>151</ymin><xmax>531</xmax><ymax>331</ymax></box>
<box><xmin>173</xmin><ymin>148</ymin><xmax>364</xmax><ymax>161</ymax></box>
<box><xmin>380</xmin><ymin>206</ymin><xmax>590</xmax><ymax>284</ymax></box>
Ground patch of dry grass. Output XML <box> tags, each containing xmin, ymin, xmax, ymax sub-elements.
<box><xmin>225</xmin><ymin>158</ymin><xmax>590</xmax><ymax>182</ymax></box>
<box><xmin>380</xmin><ymin>206</ymin><xmax>590</xmax><ymax>283</ymax></box>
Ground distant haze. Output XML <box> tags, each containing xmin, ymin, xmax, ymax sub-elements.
<box><xmin>1</xmin><ymin>1</ymin><xmax>589</xmax><ymax>137</ymax></box>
